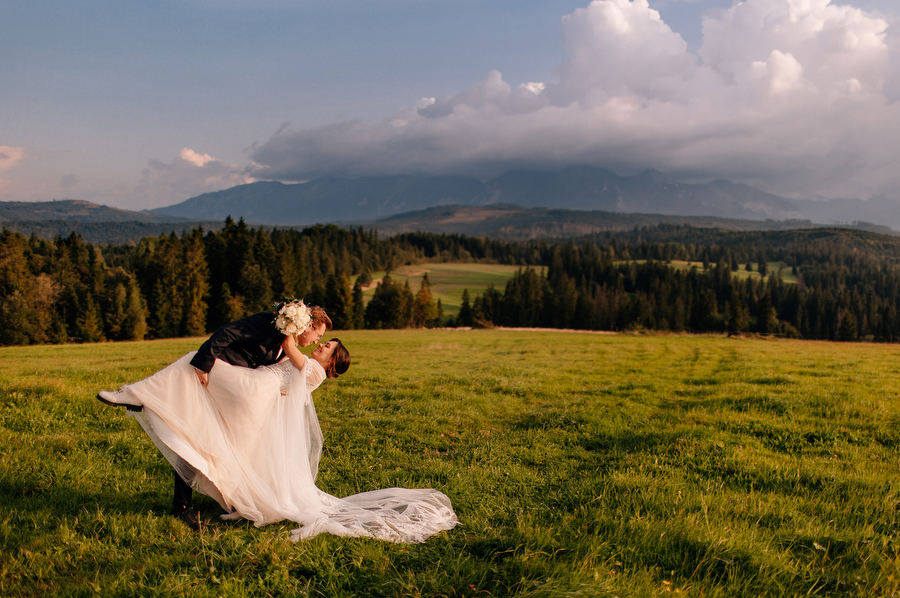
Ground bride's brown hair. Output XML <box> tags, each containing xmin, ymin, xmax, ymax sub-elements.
<box><xmin>323</xmin><ymin>338</ymin><xmax>350</xmax><ymax>378</ymax></box>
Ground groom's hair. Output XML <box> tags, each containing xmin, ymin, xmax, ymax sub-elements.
<box><xmin>310</xmin><ymin>306</ymin><xmax>333</xmax><ymax>330</ymax></box>
<box><xmin>324</xmin><ymin>338</ymin><xmax>350</xmax><ymax>378</ymax></box>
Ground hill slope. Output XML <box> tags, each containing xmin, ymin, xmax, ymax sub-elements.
<box><xmin>0</xmin><ymin>200</ymin><xmax>184</xmax><ymax>223</ymax></box>
<box><xmin>364</xmin><ymin>204</ymin><xmax>842</xmax><ymax>240</ymax></box>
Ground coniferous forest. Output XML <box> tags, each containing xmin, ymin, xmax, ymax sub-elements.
<box><xmin>3</xmin><ymin>217</ymin><xmax>900</xmax><ymax>345</ymax></box>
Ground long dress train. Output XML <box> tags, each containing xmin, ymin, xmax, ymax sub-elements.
<box><xmin>107</xmin><ymin>352</ymin><xmax>458</xmax><ymax>543</ymax></box>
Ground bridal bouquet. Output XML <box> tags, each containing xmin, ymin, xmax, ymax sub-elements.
<box><xmin>273</xmin><ymin>298</ymin><xmax>312</xmax><ymax>335</ymax></box>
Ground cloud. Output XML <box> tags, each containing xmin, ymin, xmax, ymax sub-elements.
<box><xmin>133</xmin><ymin>147</ymin><xmax>254</xmax><ymax>208</ymax></box>
<box><xmin>250</xmin><ymin>0</ymin><xmax>900</xmax><ymax>200</ymax></box>
<box><xmin>0</xmin><ymin>146</ymin><xmax>25</xmax><ymax>171</ymax></box>
<box><xmin>179</xmin><ymin>147</ymin><xmax>215</xmax><ymax>167</ymax></box>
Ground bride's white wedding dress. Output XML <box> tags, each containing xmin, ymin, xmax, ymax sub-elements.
<box><xmin>107</xmin><ymin>353</ymin><xmax>457</xmax><ymax>543</ymax></box>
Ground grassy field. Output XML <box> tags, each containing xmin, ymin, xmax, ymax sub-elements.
<box><xmin>1</xmin><ymin>331</ymin><xmax>898</xmax><ymax>596</ymax></box>
<box><xmin>359</xmin><ymin>263</ymin><xmax>545</xmax><ymax>315</ymax></box>
<box><xmin>627</xmin><ymin>260</ymin><xmax>799</xmax><ymax>285</ymax></box>
<box><xmin>359</xmin><ymin>259</ymin><xmax>792</xmax><ymax>319</ymax></box>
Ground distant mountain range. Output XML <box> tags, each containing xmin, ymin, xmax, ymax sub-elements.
<box><xmin>149</xmin><ymin>166</ymin><xmax>900</xmax><ymax>228</ymax></box>
<box><xmin>3</xmin><ymin>167</ymin><xmax>899</xmax><ymax>243</ymax></box>
<box><xmin>151</xmin><ymin>166</ymin><xmax>810</xmax><ymax>224</ymax></box>
<box><xmin>1</xmin><ymin>201</ymin><xmax>894</xmax><ymax>245</ymax></box>
<box><xmin>365</xmin><ymin>204</ymin><xmax>847</xmax><ymax>240</ymax></box>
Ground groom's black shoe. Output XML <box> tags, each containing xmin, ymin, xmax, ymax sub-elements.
<box><xmin>172</xmin><ymin>505</ymin><xmax>200</xmax><ymax>531</ymax></box>
<box><xmin>96</xmin><ymin>390</ymin><xmax>142</xmax><ymax>412</ymax></box>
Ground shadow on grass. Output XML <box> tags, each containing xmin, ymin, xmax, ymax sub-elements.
<box><xmin>580</xmin><ymin>427</ymin><xmax>690</xmax><ymax>456</ymax></box>
<box><xmin>0</xmin><ymin>469</ymin><xmax>227</xmax><ymax>545</ymax></box>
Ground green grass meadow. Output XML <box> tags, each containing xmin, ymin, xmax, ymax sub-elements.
<box><xmin>633</xmin><ymin>260</ymin><xmax>799</xmax><ymax>285</ymax></box>
<box><xmin>360</xmin><ymin>264</ymin><xmax>544</xmax><ymax>315</ymax></box>
<box><xmin>1</xmin><ymin>331</ymin><xmax>898</xmax><ymax>596</ymax></box>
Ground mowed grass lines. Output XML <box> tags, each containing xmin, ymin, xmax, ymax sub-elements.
<box><xmin>360</xmin><ymin>263</ymin><xmax>545</xmax><ymax>315</ymax></box>
<box><xmin>1</xmin><ymin>331</ymin><xmax>899</xmax><ymax>596</ymax></box>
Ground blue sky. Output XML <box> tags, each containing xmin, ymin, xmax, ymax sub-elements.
<box><xmin>2</xmin><ymin>0</ymin><xmax>899</xmax><ymax>209</ymax></box>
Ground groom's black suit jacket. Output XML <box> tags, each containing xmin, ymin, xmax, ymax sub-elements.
<box><xmin>189</xmin><ymin>312</ymin><xmax>286</xmax><ymax>373</ymax></box>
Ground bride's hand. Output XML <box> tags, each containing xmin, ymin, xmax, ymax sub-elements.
<box><xmin>281</xmin><ymin>335</ymin><xmax>309</xmax><ymax>372</ymax></box>
<box><xmin>195</xmin><ymin>369</ymin><xmax>209</xmax><ymax>386</ymax></box>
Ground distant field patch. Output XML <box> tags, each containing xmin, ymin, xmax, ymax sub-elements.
<box><xmin>360</xmin><ymin>263</ymin><xmax>545</xmax><ymax>315</ymax></box>
<box><xmin>623</xmin><ymin>260</ymin><xmax>799</xmax><ymax>284</ymax></box>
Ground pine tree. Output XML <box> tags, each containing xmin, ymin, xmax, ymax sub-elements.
<box><xmin>78</xmin><ymin>298</ymin><xmax>105</xmax><ymax>342</ymax></box>
<box><xmin>725</xmin><ymin>291</ymin><xmax>749</xmax><ymax>335</ymax></box>
<box><xmin>458</xmin><ymin>289</ymin><xmax>474</xmax><ymax>327</ymax></box>
<box><xmin>122</xmin><ymin>278</ymin><xmax>148</xmax><ymax>340</ymax></box>
<box><xmin>411</xmin><ymin>275</ymin><xmax>438</xmax><ymax>328</ymax></box>
<box><xmin>180</xmin><ymin>229</ymin><xmax>209</xmax><ymax>336</ymax></box>
<box><xmin>364</xmin><ymin>276</ymin><xmax>389</xmax><ymax>329</ymax></box>
<box><xmin>434</xmin><ymin>298</ymin><xmax>444</xmax><ymax>327</ymax></box>
<box><xmin>104</xmin><ymin>281</ymin><xmax>128</xmax><ymax>340</ymax></box>
<box><xmin>238</xmin><ymin>263</ymin><xmax>272</xmax><ymax>314</ymax></box>
<box><xmin>351</xmin><ymin>278</ymin><xmax>365</xmax><ymax>329</ymax></box>
<box><xmin>223</xmin><ymin>216</ymin><xmax>252</xmax><ymax>291</ymax></box>
<box><xmin>0</xmin><ymin>290</ymin><xmax>34</xmax><ymax>345</ymax></box>
<box><xmin>217</xmin><ymin>282</ymin><xmax>246</xmax><ymax>323</ymax></box>
<box><xmin>364</xmin><ymin>274</ymin><xmax>413</xmax><ymax>329</ymax></box>
<box><xmin>399</xmin><ymin>280</ymin><xmax>414</xmax><ymax>327</ymax></box>
<box><xmin>837</xmin><ymin>310</ymin><xmax>858</xmax><ymax>341</ymax></box>
<box><xmin>147</xmin><ymin>234</ymin><xmax>183</xmax><ymax>338</ymax></box>
<box><xmin>756</xmin><ymin>289</ymin><xmax>777</xmax><ymax>334</ymax></box>
<box><xmin>758</xmin><ymin>253</ymin><xmax>768</xmax><ymax>278</ymax></box>
<box><xmin>324</xmin><ymin>273</ymin><xmax>353</xmax><ymax>329</ymax></box>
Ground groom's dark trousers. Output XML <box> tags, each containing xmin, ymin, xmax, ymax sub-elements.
<box><xmin>173</xmin><ymin>312</ymin><xmax>286</xmax><ymax>513</ymax></box>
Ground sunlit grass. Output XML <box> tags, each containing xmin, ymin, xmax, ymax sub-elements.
<box><xmin>622</xmin><ymin>259</ymin><xmax>799</xmax><ymax>285</ymax></box>
<box><xmin>1</xmin><ymin>331</ymin><xmax>898</xmax><ymax>596</ymax></box>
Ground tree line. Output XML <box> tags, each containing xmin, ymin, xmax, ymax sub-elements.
<box><xmin>3</xmin><ymin>219</ymin><xmax>900</xmax><ymax>344</ymax></box>
<box><xmin>0</xmin><ymin>218</ymin><xmax>547</xmax><ymax>344</ymax></box>
<box><xmin>458</xmin><ymin>233</ymin><xmax>900</xmax><ymax>341</ymax></box>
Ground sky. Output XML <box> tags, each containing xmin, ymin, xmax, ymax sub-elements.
<box><xmin>2</xmin><ymin>0</ymin><xmax>899</xmax><ymax>210</ymax></box>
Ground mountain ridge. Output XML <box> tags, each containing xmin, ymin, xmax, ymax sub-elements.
<box><xmin>150</xmin><ymin>166</ymin><xmax>812</xmax><ymax>225</ymax></box>
<box><xmin>2</xmin><ymin>200</ymin><xmax>894</xmax><ymax>245</ymax></box>
<box><xmin>0</xmin><ymin>200</ymin><xmax>187</xmax><ymax>224</ymax></box>
<box><xmin>4</xmin><ymin>167</ymin><xmax>900</xmax><ymax>239</ymax></box>
<box><xmin>363</xmin><ymin>204</ymin><xmax>894</xmax><ymax>240</ymax></box>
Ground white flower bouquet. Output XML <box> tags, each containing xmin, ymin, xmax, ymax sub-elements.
<box><xmin>273</xmin><ymin>298</ymin><xmax>312</xmax><ymax>336</ymax></box>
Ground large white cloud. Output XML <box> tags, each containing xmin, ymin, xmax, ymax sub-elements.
<box><xmin>250</xmin><ymin>0</ymin><xmax>899</xmax><ymax>200</ymax></box>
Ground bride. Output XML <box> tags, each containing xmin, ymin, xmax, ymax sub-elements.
<box><xmin>97</xmin><ymin>302</ymin><xmax>457</xmax><ymax>543</ymax></box>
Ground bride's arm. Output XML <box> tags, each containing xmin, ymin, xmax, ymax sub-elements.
<box><xmin>281</xmin><ymin>335</ymin><xmax>309</xmax><ymax>372</ymax></box>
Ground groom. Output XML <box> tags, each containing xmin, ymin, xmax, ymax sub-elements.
<box><xmin>99</xmin><ymin>305</ymin><xmax>332</xmax><ymax>530</ymax></box>
<box><xmin>188</xmin><ymin>305</ymin><xmax>332</xmax><ymax>386</ymax></box>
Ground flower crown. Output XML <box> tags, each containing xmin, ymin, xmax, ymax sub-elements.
<box><xmin>273</xmin><ymin>297</ymin><xmax>313</xmax><ymax>336</ymax></box>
